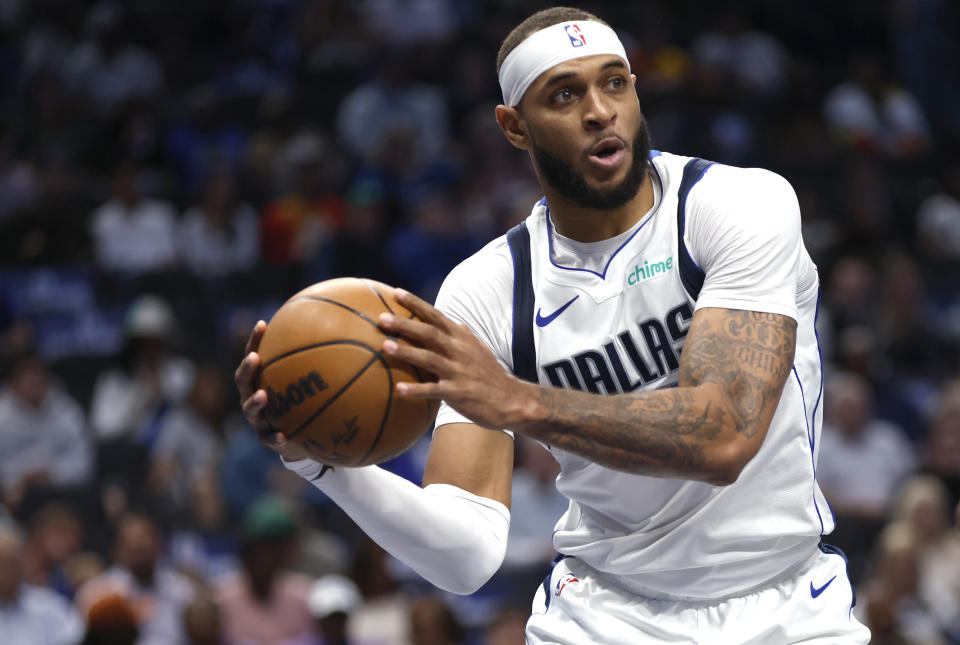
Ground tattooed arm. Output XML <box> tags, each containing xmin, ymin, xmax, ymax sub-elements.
<box><xmin>379</xmin><ymin>291</ymin><xmax>797</xmax><ymax>487</ymax></box>
<box><xmin>514</xmin><ymin>307</ymin><xmax>797</xmax><ymax>484</ymax></box>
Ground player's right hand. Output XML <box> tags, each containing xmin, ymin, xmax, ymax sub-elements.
<box><xmin>235</xmin><ymin>320</ymin><xmax>310</xmax><ymax>462</ymax></box>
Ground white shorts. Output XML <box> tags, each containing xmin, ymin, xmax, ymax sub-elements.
<box><xmin>526</xmin><ymin>545</ymin><xmax>871</xmax><ymax>644</ymax></box>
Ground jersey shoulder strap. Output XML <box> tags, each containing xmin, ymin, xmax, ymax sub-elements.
<box><xmin>506</xmin><ymin>221</ymin><xmax>538</xmax><ymax>383</ymax></box>
<box><xmin>676</xmin><ymin>157</ymin><xmax>714</xmax><ymax>300</ymax></box>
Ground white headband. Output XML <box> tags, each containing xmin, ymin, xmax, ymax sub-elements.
<box><xmin>498</xmin><ymin>20</ymin><xmax>630</xmax><ymax>107</ymax></box>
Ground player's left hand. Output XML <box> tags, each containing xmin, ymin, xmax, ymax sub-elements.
<box><xmin>379</xmin><ymin>289</ymin><xmax>535</xmax><ymax>430</ymax></box>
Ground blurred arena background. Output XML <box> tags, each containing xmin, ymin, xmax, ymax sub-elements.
<box><xmin>0</xmin><ymin>1</ymin><xmax>959</xmax><ymax>644</ymax></box>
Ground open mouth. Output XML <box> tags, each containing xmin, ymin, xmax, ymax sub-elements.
<box><xmin>587</xmin><ymin>137</ymin><xmax>626</xmax><ymax>168</ymax></box>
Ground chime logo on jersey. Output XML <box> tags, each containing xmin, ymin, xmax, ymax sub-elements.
<box><xmin>564</xmin><ymin>24</ymin><xmax>586</xmax><ymax>47</ymax></box>
<box><xmin>626</xmin><ymin>256</ymin><xmax>675</xmax><ymax>287</ymax></box>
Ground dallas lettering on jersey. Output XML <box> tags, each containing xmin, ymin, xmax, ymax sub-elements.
<box><xmin>543</xmin><ymin>302</ymin><xmax>692</xmax><ymax>393</ymax></box>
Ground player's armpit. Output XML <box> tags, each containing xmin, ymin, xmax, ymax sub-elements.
<box><xmin>422</xmin><ymin>422</ymin><xmax>514</xmax><ymax>508</ymax></box>
<box><xmin>677</xmin><ymin>307</ymin><xmax>797</xmax><ymax>470</ymax></box>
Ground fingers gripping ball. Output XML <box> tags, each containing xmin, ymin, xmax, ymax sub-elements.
<box><xmin>256</xmin><ymin>278</ymin><xmax>439</xmax><ymax>467</ymax></box>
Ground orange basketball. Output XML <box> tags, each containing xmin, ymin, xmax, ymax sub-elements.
<box><xmin>256</xmin><ymin>278</ymin><xmax>439</xmax><ymax>467</ymax></box>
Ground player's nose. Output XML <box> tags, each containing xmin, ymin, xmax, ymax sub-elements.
<box><xmin>582</xmin><ymin>88</ymin><xmax>616</xmax><ymax>130</ymax></box>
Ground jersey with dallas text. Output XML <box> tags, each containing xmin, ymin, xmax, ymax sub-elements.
<box><xmin>433</xmin><ymin>151</ymin><xmax>831</xmax><ymax>600</ymax></box>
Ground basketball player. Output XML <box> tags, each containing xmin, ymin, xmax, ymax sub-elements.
<box><xmin>236</xmin><ymin>7</ymin><xmax>871</xmax><ymax>643</ymax></box>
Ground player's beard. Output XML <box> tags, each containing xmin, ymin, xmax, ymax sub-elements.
<box><xmin>530</xmin><ymin>117</ymin><xmax>651</xmax><ymax>210</ymax></box>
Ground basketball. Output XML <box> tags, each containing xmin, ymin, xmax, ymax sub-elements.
<box><xmin>256</xmin><ymin>278</ymin><xmax>439</xmax><ymax>467</ymax></box>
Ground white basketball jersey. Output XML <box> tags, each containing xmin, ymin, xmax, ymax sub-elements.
<box><xmin>434</xmin><ymin>151</ymin><xmax>833</xmax><ymax>600</ymax></box>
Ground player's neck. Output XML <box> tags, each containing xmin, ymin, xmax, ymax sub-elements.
<box><xmin>543</xmin><ymin>170</ymin><xmax>655</xmax><ymax>243</ymax></box>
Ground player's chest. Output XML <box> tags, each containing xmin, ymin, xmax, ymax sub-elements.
<box><xmin>530</xmin><ymin>227</ymin><xmax>695</xmax><ymax>394</ymax></box>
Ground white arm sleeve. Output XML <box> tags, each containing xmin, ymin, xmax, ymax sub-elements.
<box><xmin>686</xmin><ymin>165</ymin><xmax>808</xmax><ymax>320</ymax></box>
<box><xmin>283</xmin><ymin>458</ymin><xmax>509</xmax><ymax>595</ymax></box>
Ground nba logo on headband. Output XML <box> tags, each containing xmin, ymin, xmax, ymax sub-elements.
<box><xmin>564</xmin><ymin>24</ymin><xmax>586</xmax><ymax>47</ymax></box>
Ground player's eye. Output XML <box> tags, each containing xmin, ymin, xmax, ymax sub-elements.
<box><xmin>606</xmin><ymin>76</ymin><xmax>626</xmax><ymax>91</ymax></box>
<box><xmin>552</xmin><ymin>88</ymin><xmax>575</xmax><ymax>104</ymax></box>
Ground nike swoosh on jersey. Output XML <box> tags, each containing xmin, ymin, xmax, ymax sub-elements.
<box><xmin>810</xmin><ymin>575</ymin><xmax>836</xmax><ymax>598</ymax></box>
<box><xmin>535</xmin><ymin>295</ymin><xmax>579</xmax><ymax>327</ymax></box>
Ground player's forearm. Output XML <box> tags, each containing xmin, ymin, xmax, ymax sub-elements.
<box><xmin>513</xmin><ymin>383</ymin><xmax>746</xmax><ymax>485</ymax></box>
<box><xmin>283</xmin><ymin>459</ymin><xmax>509</xmax><ymax>594</ymax></box>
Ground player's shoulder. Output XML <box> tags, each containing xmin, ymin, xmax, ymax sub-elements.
<box><xmin>436</xmin><ymin>233</ymin><xmax>514</xmax><ymax>311</ymax></box>
<box><xmin>695</xmin><ymin>160</ymin><xmax>797</xmax><ymax>208</ymax></box>
<box><xmin>651</xmin><ymin>150</ymin><xmax>795</xmax><ymax>201</ymax></box>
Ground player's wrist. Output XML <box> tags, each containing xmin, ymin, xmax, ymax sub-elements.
<box><xmin>280</xmin><ymin>455</ymin><xmax>325</xmax><ymax>480</ymax></box>
<box><xmin>505</xmin><ymin>379</ymin><xmax>549</xmax><ymax>431</ymax></box>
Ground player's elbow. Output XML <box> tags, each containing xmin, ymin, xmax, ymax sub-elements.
<box><xmin>706</xmin><ymin>438</ymin><xmax>761</xmax><ymax>486</ymax></box>
<box><xmin>431</xmin><ymin>540</ymin><xmax>507</xmax><ymax>595</ymax></box>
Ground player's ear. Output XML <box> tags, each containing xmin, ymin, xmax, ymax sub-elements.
<box><xmin>495</xmin><ymin>105</ymin><xmax>530</xmax><ymax>151</ymax></box>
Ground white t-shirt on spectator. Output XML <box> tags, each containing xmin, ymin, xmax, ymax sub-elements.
<box><xmin>90</xmin><ymin>198</ymin><xmax>178</xmax><ymax>275</ymax></box>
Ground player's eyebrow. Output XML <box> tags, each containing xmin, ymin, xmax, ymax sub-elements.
<box><xmin>542</xmin><ymin>58</ymin><xmax>628</xmax><ymax>88</ymax></box>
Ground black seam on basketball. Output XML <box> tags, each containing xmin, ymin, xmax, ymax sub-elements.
<box><xmin>356</xmin><ymin>350</ymin><xmax>394</xmax><ymax>465</ymax></box>
<box><xmin>286</xmin><ymin>296</ymin><xmax>381</xmax><ymax>330</ymax></box>
<box><xmin>284</xmin><ymin>348</ymin><xmax>382</xmax><ymax>440</ymax></box>
<box><xmin>260</xmin><ymin>339</ymin><xmax>380</xmax><ymax>372</ymax></box>
<box><xmin>365</xmin><ymin>281</ymin><xmax>395</xmax><ymax>315</ymax></box>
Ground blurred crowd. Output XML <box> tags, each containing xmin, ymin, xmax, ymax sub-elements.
<box><xmin>0</xmin><ymin>0</ymin><xmax>959</xmax><ymax>643</ymax></box>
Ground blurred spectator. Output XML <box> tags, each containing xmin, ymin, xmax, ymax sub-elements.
<box><xmin>25</xmin><ymin>503</ymin><xmax>86</xmax><ymax>599</ymax></box>
<box><xmin>818</xmin><ymin>371</ymin><xmax>917</xmax><ymax>519</ymax></box>
<box><xmin>0</xmin><ymin>351</ymin><xmax>93</xmax><ymax>514</ymax></box>
<box><xmin>76</xmin><ymin>512</ymin><xmax>196</xmax><ymax>645</ymax></box>
<box><xmin>62</xmin><ymin>2</ymin><xmax>164</xmax><ymax>117</ymax></box>
<box><xmin>348</xmin><ymin>540</ymin><xmax>412</xmax><ymax>645</ymax></box>
<box><xmin>409</xmin><ymin>596</ymin><xmax>462</xmax><ymax>645</ymax></box>
<box><xmin>215</xmin><ymin>496</ymin><xmax>314</xmax><ymax>645</ymax></box>
<box><xmin>856</xmin><ymin>522</ymin><xmax>948</xmax><ymax>645</ymax></box>
<box><xmin>82</xmin><ymin>593</ymin><xmax>140</xmax><ymax>645</ymax></box>
<box><xmin>816</xmin><ymin>371</ymin><xmax>917</xmax><ymax>581</ymax></box>
<box><xmin>177</xmin><ymin>170</ymin><xmax>260</xmax><ymax>280</ymax></box>
<box><xmin>922</xmin><ymin>381</ymin><xmax>960</xmax><ymax>510</ymax></box>
<box><xmin>689</xmin><ymin>9</ymin><xmax>789</xmax><ymax>98</ymax></box>
<box><xmin>260</xmin><ymin>132</ymin><xmax>345</xmax><ymax>273</ymax></box>
<box><xmin>916</xmin><ymin>162</ymin><xmax>960</xmax><ymax>264</ymax></box>
<box><xmin>892</xmin><ymin>475</ymin><xmax>960</xmax><ymax>640</ymax></box>
<box><xmin>166</xmin><ymin>474</ymin><xmax>238</xmax><ymax>585</ymax></box>
<box><xmin>183</xmin><ymin>592</ymin><xmax>230</xmax><ymax>645</ymax></box>
<box><xmin>0</xmin><ymin>136</ymin><xmax>40</xmax><ymax>223</ymax></box>
<box><xmin>89</xmin><ymin>165</ymin><xmax>178</xmax><ymax>276</ymax></box>
<box><xmin>90</xmin><ymin>295</ymin><xmax>194</xmax><ymax>445</ymax></box>
<box><xmin>148</xmin><ymin>364</ymin><xmax>228</xmax><ymax>515</ymax></box>
<box><xmin>483</xmin><ymin>607</ymin><xmax>528</xmax><ymax>645</ymax></box>
<box><xmin>823</xmin><ymin>53</ymin><xmax>930</xmax><ymax>157</ymax></box>
<box><xmin>825</xmin><ymin>256</ymin><xmax>879</xmax><ymax>334</ymax></box>
<box><xmin>334</xmin><ymin>58</ymin><xmax>450</xmax><ymax>168</ymax></box>
<box><xmin>0</xmin><ymin>520</ymin><xmax>85</xmax><ymax>644</ymax></box>
<box><xmin>64</xmin><ymin>552</ymin><xmax>107</xmax><ymax>596</ymax></box>
<box><xmin>503</xmin><ymin>439</ymin><xmax>566</xmax><ymax>572</ymax></box>
<box><xmin>879</xmin><ymin>252</ymin><xmax>953</xmax><ymax>385</ymax></box>
<box><xmin>282</xmin><ymin>574</ymin><xmax>376</xmax><ymax>645</ymax></box>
